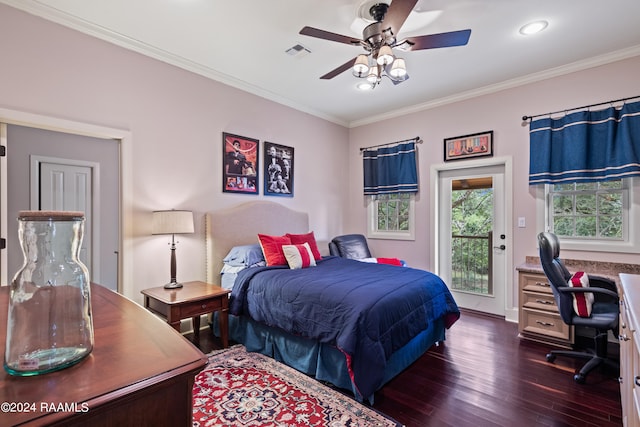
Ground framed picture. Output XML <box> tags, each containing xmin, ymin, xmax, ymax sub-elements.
<box><xmin>264</xmin><ymin>141</ymin><xmax>294</xmax><ymax>197</ymax></box>
<box><xmin>444</xmin><ymin>130</ymin><xmax>493</xmax><ymax>161</ymax></box>
<box><xmin>222</xmin><ymin>132</ymin><xmax>259</xmax><ymax>194</ymax></box>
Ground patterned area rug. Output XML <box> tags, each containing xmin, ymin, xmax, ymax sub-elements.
<box><xmin>192</xmin><ymin>345</ymin><xmax>401</xmax><ymax>427</ymax></box>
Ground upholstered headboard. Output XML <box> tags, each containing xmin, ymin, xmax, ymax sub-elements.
<box><xmin>205</xmin><ymin>201</ymin><xmax>309</xmax><ymax>283</ymax></box>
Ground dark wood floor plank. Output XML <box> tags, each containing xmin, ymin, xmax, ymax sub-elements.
<box><xmin>191</xmin><ymin>309</ymin><xmax>622</xmax><ymax>427</ymax></box>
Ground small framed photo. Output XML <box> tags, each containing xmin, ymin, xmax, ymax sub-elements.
<box><xmin>264</xmin><ymin>142</ymin><xmax>294</xmax><ymax>197</ymax></box>
<box><xmin>444</xmin><ymin>130</ymin><xmax>493</xmax><ymax>161</ymax></box>
<box><xmin>222</xmin><ymin>132</ymin><xmax>259</xmax><ymax>194</ymax></box>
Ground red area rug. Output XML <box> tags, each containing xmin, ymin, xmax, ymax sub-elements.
<box><xmin>192</xmin><ymin>345</ymin><xmax>401</xmax><ymax>426</ymax></box>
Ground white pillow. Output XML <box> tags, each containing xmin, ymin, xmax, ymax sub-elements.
<box><xmin>568</xmin><ymin>271</ymin><xmax>593</xmax><ymax>317</ymax></box>
<box><xmin>282</xmin><ymin>242</ymin><xmax>316</xmax><ymax>270</ymax></box>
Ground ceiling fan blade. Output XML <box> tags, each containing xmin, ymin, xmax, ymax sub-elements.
<box><xmin>320</xmin><ymin>58</ymin><xmax>357</xmax><ymax>80</ymax></box>
<box><xmin>300</xmin><ymin>26</ymin><xmax>361</xmax><ymax>46</ymax></box>
<box><xmin>406</xmin><ymin>29</ymin><xmax>472</xmax><ymax>50</ymax></box>
<box><xmin>383</xmin><ymin>0</ymin><xmax>419</xmax><ymax>36</ymax></box>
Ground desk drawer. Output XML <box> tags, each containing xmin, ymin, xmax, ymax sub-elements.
<box><xmin>522</xmin><ymin>291</ymin><xmax>558</xmax><ymax>313</ymax></box>
<box><xmin>521</xmin><ymin>273</ymin><xmax>553</xmax><ymax>294</ymax></box>
<box><xmin>521</xmin><ymin>307</ymin><xmax>571</xmax><ymax>341</ymax></box>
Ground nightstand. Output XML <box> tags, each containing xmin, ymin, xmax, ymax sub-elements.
<box><xmin>141</xmin><ymin>281</ymin><xmax>231</xmax><ymax>347</ymax></box>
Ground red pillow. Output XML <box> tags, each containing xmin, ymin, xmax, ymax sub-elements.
<box><xmin>569</xmin><ymin>271</ymin><xmax>593</xmax><ymax>317</ymax></box>
<box><xmin>282</xmin><ymin>243</ymin><xmax>316</xmax><ymax>269</ymax></box>
<box><xmin>258</xmin><ymin>234</ymin><xmax>292</xmax><ymax>266</ymax></box>
<box><xmin>286</xmin><ymin>231</ymin><xmax>322</xmax><ymax>261</ymax></box>
<box><xmin>376</xmin><ymin>257</ymin><xmax>403</xmax><ymax>266</ymax></box>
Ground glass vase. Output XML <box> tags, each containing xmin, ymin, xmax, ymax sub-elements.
<box><xmin>4</xmin><ymin>210</ymin><xmax>94</xmax><ymax>376</ymax></box>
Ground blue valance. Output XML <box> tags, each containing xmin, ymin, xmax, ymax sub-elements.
<box><xmin>363</xmin><ymin>142</ymin><xmax>418</xmax><ymax>195</ymax></box>
<box><xmin>529</xmin><ymin>100</ymin><xmax>640</xmax><ymax>185</ymax></box>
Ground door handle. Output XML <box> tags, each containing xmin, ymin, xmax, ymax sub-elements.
<box><xmin>493</xmin><ymin>244</ymin><xmax>506</xmax><ymax>250</ymax></box>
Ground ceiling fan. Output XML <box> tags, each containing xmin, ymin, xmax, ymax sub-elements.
<box><xmin>299</xmin><ymin>0</ymin><xmax>471</xmax><ymax>87</ymax></box>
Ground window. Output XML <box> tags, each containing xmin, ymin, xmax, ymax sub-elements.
<box><xmin>367</xmin><ymin>193</ymin><xmax>415</xmax><ymax>240</ymax></box>
<box><xmin>538</xmin><ymin>177</ymin><xmax>640</xmax><ymax>253</ymax></box>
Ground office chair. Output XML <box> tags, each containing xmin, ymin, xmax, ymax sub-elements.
<box><xmin>537</xmin><ymin>232</ymin><xmax>619</xmax><ymax>383</ymax></box>
<box><xmin>328</xmin><ymin>234</ymin><xmax>372</xmax><ymax>260</ymax></box>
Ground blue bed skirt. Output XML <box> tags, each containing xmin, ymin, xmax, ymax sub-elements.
<box><xmin>212</xmin><ymin>313</ymin><xmax>446</xmax><ymax>403</ymax></box>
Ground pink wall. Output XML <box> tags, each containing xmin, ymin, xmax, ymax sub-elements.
<box><xmin>348</xmin><ymin>56</ymin><xmax>640</xmax><ymax>312</ymax></box>
<box><xmin>0</xmin><ymin>4</ymin><xmax>349</xmax><ymax>300</ymax></box>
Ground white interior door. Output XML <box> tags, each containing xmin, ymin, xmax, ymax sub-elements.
<box><xmin>33</xmin><ymin>159</ymin><xmax>95</xmax><ymax>277</ymax></box>
<box><xmin>438</xmin><ymin>164</ymin><xmax>507</xmax><ymax>316</ymax></box>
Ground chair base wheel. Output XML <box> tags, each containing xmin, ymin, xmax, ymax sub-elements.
<box><xmin>546</xmin><ymin>353</ymin><xmax>556</xmax><ymax>363</ymax></box>
<box><xmin>573</xmin><ymin>373</ymin><xmax>586</xmax><ymax>384</ymax></box>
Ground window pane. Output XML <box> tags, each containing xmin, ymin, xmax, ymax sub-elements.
<box><xmin>600</xmin><ymin>215</ymin><xmax>622</xmax><ymax>238</ymax></box>
<box><xmin>576</xmin><ymin>194</ymin><xmax>595</xmax><ymax>215</ymax></box>
<box><xmin>575</xmin><ymin>216</ymin><xmax>597</xmax><ymax>237</ymax></box>
<box><xmin>598</xmin><ymin>193</ymin><xmax>622</xmax><ymax>215</ymax></box>
<box><xmin>553</xmin><ymin>195</ymin><xmax>574</xmax><ymax>214</ymax></box>
<box><xmin>554</xmin><ymin>217</ymin><xmax>574</xmax><ymax>236</ymax></box>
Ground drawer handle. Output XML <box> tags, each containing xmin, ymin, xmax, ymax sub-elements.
<box><xmin>620</xmin><ymin>334</ymin><xmax>630</xmax><ymax>342</ymax></box>
<box><xmin>536</xmin><ymin>320</ymin><xmax>555</xmax><ymax>327</ymax></box>
<box><xmin>535</xmin><ymin>282</ymin><xmax>550</xmax><ymax>287</ymax></box>
<box><xmin>535</xmin><ymin>299</ymin><xmax>554</xmax><ymax>305</ymax></box>
<box><xmin>635</xmin><ymin>376</ymin><xmax>640</xmax><ymax>387</ymax></box>
<box><xmin>201</xmin><ymin>304</ymin><xmax>207</xmax><ymax>309</ymax></box>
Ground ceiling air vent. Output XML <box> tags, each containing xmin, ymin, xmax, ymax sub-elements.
<box><xmin>285</xmin><ymin>44</ymin><xmax>311</xmax><ymax>58</ymax></box>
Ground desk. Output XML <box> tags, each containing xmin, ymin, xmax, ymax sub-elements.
<box><xmin>0</xmin><ymin>283</ymin><xmax>207</xmax><ymax>427</ymax></box>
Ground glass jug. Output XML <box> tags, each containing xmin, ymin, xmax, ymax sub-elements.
<box><xmin>4</xmin><ymin>210</ymin><xmax>94</xmax><ymax>376</ymax></box>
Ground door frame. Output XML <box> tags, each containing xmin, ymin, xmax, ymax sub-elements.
<box><xmin>430</xmin><ymin>156</ymin><xmax>517</xmax><ymax>322</ymax></box>
<box><xmin>0</xmin><ymin>108</ymin><xmax>132</xmax><ymax>297</ymax></box>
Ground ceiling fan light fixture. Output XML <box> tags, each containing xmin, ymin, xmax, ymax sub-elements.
<box><xmin>389</xmin><ymin>58</ymin><xmax>407</xmax><ymax>78</ymax></box>
<box><xmin>352</xmin><ymin>54</ymin><xmax>370</xmax><ymax>77</ymax></box>
<box><xmin>376</xmin><ymin>45</ymin><xmax>394</xmax><ymax>65</ymax></box>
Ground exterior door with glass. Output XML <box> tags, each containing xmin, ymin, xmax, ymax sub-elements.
<box><xmin>437</xmin><ymin>164</ymin><xmax>506</xmax><ymax>316</ymax></box>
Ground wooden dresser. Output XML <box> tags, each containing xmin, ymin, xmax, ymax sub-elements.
<box><xmin>0</xmin><ymin>283</ymin><xmax>207</xmax><ymax>427</ymax></box>
<box><xmin>619</xmin><ymin>273</ymin><xmax>640</xmax><ymax>427</ymax></box>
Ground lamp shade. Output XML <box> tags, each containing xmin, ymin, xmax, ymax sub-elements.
<box><xmin>152</xmin><ymin>210</ymin><xmax>194</xmax><ymax>235</ymax></box>
<box><xmin>376</xmin><ymin>45</ymin><xmax>394</xmax><ymax>65</ymax></box>
<box><xmin>352</xmin><ymin>54</ymin><xmax>370</xmax><ymax>77</ymax></box>
<box><xmin>389</xmin><ymin>58</ymin><xmax>407</xmax><ymax>78</ymax></box>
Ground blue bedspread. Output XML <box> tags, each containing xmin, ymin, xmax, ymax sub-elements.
<box><xmin>229</xmin><ymin>256</ymin><xmax>459</xmax><ymax>399</ymax></box>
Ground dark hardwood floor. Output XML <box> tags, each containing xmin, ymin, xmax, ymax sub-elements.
<box><xmin>187</xmin><ymin>310</ymin><xmax>622</xmax><ymax>427</ymax></box>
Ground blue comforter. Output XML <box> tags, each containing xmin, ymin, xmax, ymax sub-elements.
<box><xmin>229</xmin><ymin>256</ymin><xmax>459</xmax><ymax>399</ymax></box>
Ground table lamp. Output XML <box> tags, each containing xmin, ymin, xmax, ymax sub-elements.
<box><xmin>152</xmin><ymin>210</ymin><xmax>194</xmax><ymax>289</ymax></box>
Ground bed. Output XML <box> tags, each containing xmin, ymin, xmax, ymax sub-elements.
<box><xmin>205</xmin><ymin>201</ymin><xmax>459</xmax><ymax>403</ymax></box>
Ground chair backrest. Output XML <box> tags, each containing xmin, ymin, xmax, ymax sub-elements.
<box><xmin>328</xmin><ymin>234</ymin><xmax>372</xmax><ymax>259</ymax></box>
<box><xmin>537</xmin><ymin>232</ymin><xmax>575</xmax><ymax>323</ymax></box>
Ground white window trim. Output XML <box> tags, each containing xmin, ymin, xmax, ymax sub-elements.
<box><xmin>367</xmin><ymin>195</ymin><xmax>415</xmax><ymax>241</ymax></box>
<box><xmin>536</xmin><ymin>177</ymin><xmax>640</xmax><ymax>253</ymax></box>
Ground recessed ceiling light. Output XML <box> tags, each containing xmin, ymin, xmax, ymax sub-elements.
<box><xmin>519</xmin><ymin>20</ymin><xmax>548</xmax><ymax>36</ymax></box>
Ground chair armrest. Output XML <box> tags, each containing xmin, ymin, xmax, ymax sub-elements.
<box><xmin>588</xmin><ymin>275</ymin><xmax>617</xmax><ymax>293</ymax></box>
<box><xmin>557</xmin><ymin>286</ymin><xmax>619</xmax><ymax>304</ymax></box>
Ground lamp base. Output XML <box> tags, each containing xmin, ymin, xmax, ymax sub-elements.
<box><xmin>163</xmin><ymin>281</ymin><xmax>183</xmax><ymax>289</ymax></box>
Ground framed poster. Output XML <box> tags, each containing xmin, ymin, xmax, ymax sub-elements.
<box><xmin>444</xmin><ymin>130</ymin><xmax>493</xmax><ymax>161</ymax></box>
<box><xmin>222</xmin><ymin>132</ymin><xmax>259</xmax><ymax>194</ymax></box>
<box><xmin>264</xmin><ymin>141</ymin><xmax>293</xmax><ymax>197</ymax></box>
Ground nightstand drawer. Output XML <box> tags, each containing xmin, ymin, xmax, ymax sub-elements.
<box><xmin>521</xmin><ymin>307</ymin><xmax>571</xmax><ymax>340</ymax></box>
<box><xmin>179</xmin><ymin>297</ymin><xmax>226</xmax><ymax>318</ymax></box>
<box><xmin>522</xmin><ymin>291</ymin><xmax>558</xmax><ymax>312</ymax></box>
